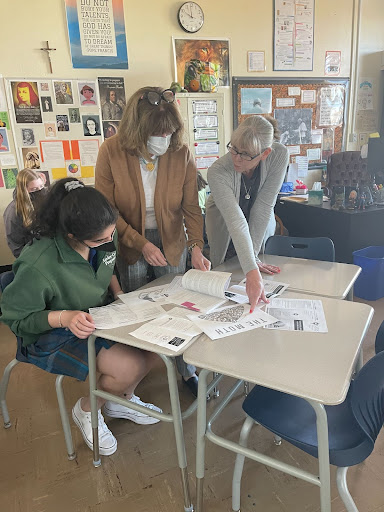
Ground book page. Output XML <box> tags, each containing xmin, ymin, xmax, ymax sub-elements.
<box><xmin>89</xmin><ymin>302</ymin><xmax>164</xmax><ymax>329</ymax></box>
<box><xmin>181</xmin><ymin>269</ymin><xmax>231</xmax><ymax>298</ymax></box>
<box><xmin>169</xmin><ymin>289</ymin><xmax>227</xmax><ymax>314</ymax></box>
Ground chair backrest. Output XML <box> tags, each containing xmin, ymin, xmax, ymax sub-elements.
<box><xmin>264</xmin><ymin>235</ymin><xmax>335</xmax><ymax>262</ymax></box>
<box><xmin>327</xmin><ymin>151</ymin><xmax>372</xmax><ymax>187</ymax></box>
<box><xmin>351</xmin><ymin>350</ymin><xmax>384</xmax><ymax>444</ymax></box>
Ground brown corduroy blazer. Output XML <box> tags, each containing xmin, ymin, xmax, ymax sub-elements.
<box><xmin>95</xmin><ymin>135</ymin><xmax>204</xmax><ymax>266</ymax></box>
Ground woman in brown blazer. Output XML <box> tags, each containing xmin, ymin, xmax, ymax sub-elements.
<box><xmin>95</xmin><ymin>86</ymin><xmax>210</xmax><ymax>396</ymax></box>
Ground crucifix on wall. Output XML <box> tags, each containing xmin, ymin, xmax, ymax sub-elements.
<box><xmin>40</xmin><ymin>41</ymin><xmax>57</xmax><ymax>74</ymax></box>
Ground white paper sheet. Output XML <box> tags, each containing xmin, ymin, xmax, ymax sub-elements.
<box><xmin>296</xmin><ymin>156</ymin><xmax>309</xmax><ymax>177</ymax></box>
<box><xmin>41</xmin><ymin>141</ymin><xmax>65</xmax><ymax>167</ymax></box>
<box><xmin>288</xmin><ymin>87</ymin><xmax>301</xmax><ymax>96</ymax></box>
<box><xmin>78</xmin><ymin>140</ymin><xmax>99</xmax><ymax>166</ymax></box>
<box><xmin>276</xmin><ymin>97</ymin><xmax>295</xmax><ymax>107</ymax></box>
<box><xmin>187</xmin><ymin>304</ymin><xmax>277</xmax><ymax>340</ymax></box>
<box><xmin>301</xmin><ymin>90</ymin><xmax>316</xmax><ymax>104</ymax></box>
<box><xmin>265</xmin><ymin>298</ymin><xmax>328</xmax><ymax>332</ymax></box>
<box><xmin>311</xmin><ymin>129</ymin><xmax>323</xmax><ymax>144</ymax></box>
<box><xmin>130</xmin><ymin>314</ymin><xmax>201</xmax><ymax>352</ymax></box>
<box><xmin>237</xmin><ymin>278</ymin><xmax>289</xmax><ymax>301</ymax></box>
<box><xmin>194</xmin><ymin>128</ymin><xmax>218</xmax><ymax>140</ymax></box>
<box><xmin>193</xmin><ymin>115</ymin><xmax>218</xmax><ymax>128</ymax></box>
<box><xmin>89</xmin><ymin>302</ymin><xmax>164</xmax><ymax>329</ymax></box>
<box><xmin>195</xmin><ymin>142</ymin><xmax>220</xmax><ymax>155</ymax></box>
<box><xmin>192</xmin><ymin>100</ymin><xmax>217</xmax><ymax>114</ymax></box>
<box><xmin>306</xmin><ymin>148</ymin><xmax>321</xmax><ymax>160</ymax></box>
<box><xmin>119</xmin><ymin>284</ymin><xmax>173</xmax><ymax>305</ymax></box>
<box><xmin>0</xmin><ymin>154</ymin><xmax>16</xmax><ymax>166</ymax></box>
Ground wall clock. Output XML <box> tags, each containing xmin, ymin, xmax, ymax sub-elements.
<box><xmin>178</xmin><ymin>2</ymin><xmax>204</xmax><ymax>33</ymax></box>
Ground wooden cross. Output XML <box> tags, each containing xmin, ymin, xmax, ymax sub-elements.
<box><xmin>40</xmin><ymin>41</ymin><xmax>56</xmax><ymax>74</ymax></box>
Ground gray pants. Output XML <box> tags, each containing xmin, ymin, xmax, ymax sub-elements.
<box><xmin>117</xmin><ymin>229</ymin><xmax>196</xmax><ymax>379</ymax></box>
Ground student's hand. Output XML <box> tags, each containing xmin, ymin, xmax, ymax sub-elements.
<box><xmin>142</xmin><ymin>242</ymin><xmax>168</xmax><ymax>267</ymax></box>
<box><xmin>65</xmin><ymin>311</ymin><xmax>96</xmax><ymax>339</ymax></box>
<box><xmin>257</xmin><ymin>262</ymin><xmax>281</xmax><ymax>275</ymax></box>
<box><xmin>246</xmin><ymin>269</ymin><xmax>269</xmax><ymax>312</ymax></box>
<box><xmin>191</xmin><ymin>246</ymin><xmax>211</xmax><ymax>271</ymax></box>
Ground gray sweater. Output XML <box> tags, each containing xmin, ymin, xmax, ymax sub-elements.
<box><xmin>206</xmin><ymin>142</ymin><xmax>289</xmax><ymax>274</ymax></box>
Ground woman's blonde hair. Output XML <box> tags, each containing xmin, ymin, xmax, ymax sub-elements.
<box><xmin>15</xmin><ymin>169</ymin><xmax>44</xmax><ymax>227</ymax></box>
<box><xmin>118</xmin><ymin>86</ymin><xmax>184</xmax><ymax>160</ymax></box>
<box><xmin>231</xmin><ymin>115</ymin><xmax>280</xmax><ymax>155</ymax></box>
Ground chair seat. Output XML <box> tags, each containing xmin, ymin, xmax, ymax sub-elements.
<box><xmin>242</xmin><ymin>384</ymin><xmax>373</xmax><ymax>467</ymax></box>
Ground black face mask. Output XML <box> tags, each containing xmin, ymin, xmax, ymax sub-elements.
<box><xmin>91</xmin><ymin>240</ymin><xmax>116</xmax><ymax>252</ymax></box>
<box><xmin>80</xmin><ymin>239</ymin><xmax>116</xmax><ymax>252</ymax></box>
<box><xmin>29</xmin><ymin>187</ymin><xmax>48</xmax><ymax>202</ymax></box>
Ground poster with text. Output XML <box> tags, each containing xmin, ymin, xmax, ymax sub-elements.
<box><xmin>10</xmin><ymin>81</ymin><xmax>42</xmax><ymax>123</ymax></box>
<box><xmin>65</xmin><ymin>0</ymin><xmax>128</xmax><ymax>69</ymax></box>
<box><xmin>98</xmin><ymin>76</ymin><xmax>126</xmax><ymax>120</ymax></box>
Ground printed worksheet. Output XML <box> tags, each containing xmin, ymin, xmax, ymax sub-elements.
<box><xmin>119</xmin><ymin>284</ymin><xmax>173</xmax><ymax>305</ymax></box>
<box><xmin>187</xmin><ymin>304</ymin><xmax>277</xmax><ymax>340</ymax></box>
<box><xmin>89</xmin><ymin>302</ymin><xmax>164</xmax><ymax>329</ymax></box>
<box><xmin>130</xmin><ymin>314</ymin><xmax>202</xmax><ymax>352</ymax></box>
<box><xmin>265</xmin><ymin>298</ymin><xmax>328</xmax><ymax>332</ymax></box>
<box><xmin>235</xmin><ymin>278</ymin><xmax>289</xmax><ymax>302</ymax></box>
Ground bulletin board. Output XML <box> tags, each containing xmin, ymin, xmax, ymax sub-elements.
<box><xmin>232</xmin><ymin>77</ymin><xmax>350</xmax><ymax>164</ymax></box>
<box><xmin>1</xmin><ymin>76</ymin><xmax>126</xmax><ymax>188</ymax></box>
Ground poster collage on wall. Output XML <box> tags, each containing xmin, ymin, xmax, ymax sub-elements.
<box><xmin>0</xmin><ymin>77</ymin><xmax>126</xmax><ymax>189</ymax></box>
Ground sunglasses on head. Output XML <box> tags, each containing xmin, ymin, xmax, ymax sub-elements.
<box><xmin>140</xmin><ymin>89</ymin><xmax>175</xmax><ymax>106</ymax></box>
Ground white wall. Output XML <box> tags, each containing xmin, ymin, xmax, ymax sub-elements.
<box><xmin>0</xmin><ymin>0</ymin><xmax>383</xmax><ymax>265</ymax></box>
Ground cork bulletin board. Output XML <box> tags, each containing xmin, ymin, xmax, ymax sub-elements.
<box><xmin>232</xmin><ymin>77</ymin><xmax>350</xmax><ymax>162</ymax></box>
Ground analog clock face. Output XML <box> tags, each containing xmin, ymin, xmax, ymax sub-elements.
<box><xmin>178</xmin><ymin>2</ymin><xmax>204</xmax><ymax>33</ymax></box>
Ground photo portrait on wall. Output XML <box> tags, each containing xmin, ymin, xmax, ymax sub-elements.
<box><xmin>21</xmin><ymin>127</ymin><xmax>35</xmax><ymax>146</ymax></box>
<box><xmin>41</xmin><ymin>96</ymin><xmax>53</xmax><ymax>112</ymax></box>
<box><xmin>0</xmin><ymin>127</ymin><xmax>10</xmax><ymax>152</ymax></box>
<box><xmin>53</xmin><ymin>81</ymin><xmax>74</xmax><ymax>105</ymax></box>
<box><xmin>102</xmin><ymin>121</ymin><xmax>119</xmax><ymax>139</ymax></box>
<box><xmin>10</xmin><ymin>81</ymin><xmax>42</xmax><ymax>123</ymax></box>
<box><xmin>82</xmin><ymin>115</ymin><xmax>101</xmax><ymax>136</ymax></box>
<box><xmin>22</xmin><ymin>147</ymin><xmax>41</xmax><ymax>169</ymax></box>
<box><xmin>56</xmin><ymin>114</ymin><xmax>70</xmax><ymax>132</ymax></box>
<box><xmin>69</xmin><ymin>108</ymin><xmax>81</xmax><ymax>123</ymax></box>
<box><xmin>98</xmin><ymin>77</ymin><xmax>126</xmax><ymax>120</ymax></box>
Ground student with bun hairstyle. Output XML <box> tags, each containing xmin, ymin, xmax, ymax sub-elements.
<box><xmin>1</xmin><ymin>178</ymin><xmax>162</xmax><ymax>456</ymax></box>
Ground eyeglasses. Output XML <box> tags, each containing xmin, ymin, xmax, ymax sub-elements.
<box><xmin>140</xmin><ymin>89</ymin><xmax>175</xmax><ymax>106</ymax></box>
<box><xmin>227</xmin><ymin>143</ymin><xmax>262</xmax><ymax>162</ymax></box>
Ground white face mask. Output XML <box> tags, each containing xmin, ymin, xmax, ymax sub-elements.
<box><xmin>147</xmin><ymin>134</ymin><xmax>172</xmax><ymax>156</ymax></box>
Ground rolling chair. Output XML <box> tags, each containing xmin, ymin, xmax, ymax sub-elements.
<box><xmin>375</xmin><ymin>321</ymin><xmax>384</xmax><ymax>354</ymax></box>
<box><xmin>232</xmin><ymin>350</ymin><xmax>384</xmax><ymax>512</ymax></box>
<box><xmin>265</xmin><ymin>235</ymin><xmax>335</xmax><ymax>262</ymax></box>
<box><xmin>0</xmin><ymin>271</ymin><xmax>76</xmax><ymax>460</ymax></box>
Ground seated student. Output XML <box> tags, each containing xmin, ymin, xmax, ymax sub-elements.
<box><xmin>206</xmin><ymin>115</ymin><xmax>289</xmax><ymax>311</ymax></box>
<box><xmin>3</xmin><ymin>168</ymin><xmax>48</xmax><ymax>258</ymax></box>
<box><xmin>0</xmin><ymin>178</ymin><xmax>162</xmax><ymax>456</ymax></box>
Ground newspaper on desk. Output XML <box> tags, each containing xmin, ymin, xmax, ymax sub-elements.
<box><xmin>187</xmin><ymin>304</ymin><xmax>278</xmax><ymax>340</ymax></box>
<box><xmin>89</xmin><ymin>302</ymin><xmax>164</xmax><ymax>329</ymax></box>
<box><xmin>264</xmin><ymin>298</ymin><xmax>328</xmax><ymax>332</ymax></box>
<box><xmin>226</xmin><ymin>278</ymin><xmax>289</xmax><ymax>304</ymax></box>
<box><xmin>130</xmin><ymin>314</ymin><xmax>202</xmax><ymax>352</ymax></box>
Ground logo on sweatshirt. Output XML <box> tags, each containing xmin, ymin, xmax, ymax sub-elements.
<box><xmin>103</xmin><ymin>251</ymin><xmax>116</xmax><ymax>267</ymax></box>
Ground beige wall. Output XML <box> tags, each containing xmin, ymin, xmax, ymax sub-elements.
<box><xmin>0</xmin><ymin>0</ymin><xmax>383</xmax><ymax>265</ymax></box>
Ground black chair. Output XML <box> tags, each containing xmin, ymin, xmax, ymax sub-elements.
<box><xmin>0</xmin><ymin>271</ymin><xmax>76</xmax><ymax>460</ymax></box>
<box><xmin>375</xmin><ymin>320</ymin><xmax>384</xmax><ymax>354</ymax></box>
<box><xmin>265</xmin><ymin>235</ymin><xmax>335</xmax><ymax>262</ymax></box>
<box><xmin>232</xmin><ymin>350</ymin><xmax>384</xmax><ymax>512</ymax></box>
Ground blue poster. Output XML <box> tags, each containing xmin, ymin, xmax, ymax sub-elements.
<box><xmin>65</xmin><ymin>0</ymin><xmax>128</xmax><ymax>70</ymax></box>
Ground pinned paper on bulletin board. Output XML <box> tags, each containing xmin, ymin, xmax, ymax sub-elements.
<box><xmin>40</xmin><ymin>140</ymin><xmax>70</xmax><ymax>168</ymax></box>
<box><xmin>71</xmin><ymin>139</ymin><xmax>99</xmax><ymax>166</ymax></box>
<box><xmin>325</xmin><ymin>51</ymin><xmax>341</xmax><ymax>76</ymax></box>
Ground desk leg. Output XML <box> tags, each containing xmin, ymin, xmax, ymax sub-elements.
<box><xmin>196</xmin><ymin>368</ymin><xmax>210</xmax><ymax>512</ymax></box>
<box><xmin>346</xmin><ymin>286</ymin><xmax>354</xmax><ymax>302</ymax></box>
<box><xmin>88</xmin><ymin>335</ymin><xmax>101</xmax><ymax>468</ymax></box>
<box><xmin>309</xmin><ymin>400</ymin><xmax>331</xmax><ymax>512</ymax></box>
<box><xmin>160</xmin><ymin>355</ymin><xmax>193</xmax><ymax>512</ymax></box>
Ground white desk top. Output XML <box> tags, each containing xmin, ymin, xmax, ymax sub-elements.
<box><xmin>94</xmin><ymin>274</ymin><xmax>192</xmax><ymax>357</ymax></box>
<box><xmin>215</xmin><ymin>255</ymin><xmax>361</xmax><ymax>300</ymax></box>
<box><xmin>184</xmin><ymin>291</ymin><xmax>373</xmax><ymax>405</ymax></box>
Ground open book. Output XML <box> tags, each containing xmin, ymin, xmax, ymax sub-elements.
<box><xmin>168</xmin><ymin>269</ymin><xmax>232</xmax><ymax>313</ymax></box>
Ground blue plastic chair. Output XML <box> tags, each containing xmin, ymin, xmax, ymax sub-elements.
<box><xmin>265</xmin><ymin>235</ymin><xmax>335</xmax><ymax>262</ymax></box>
<box><xmin>375</xmin><ymin>321</ymin><xmax>384</xmax><ymax>354</ymax></box>
<box><xmin>0</xmin><ymin>271</ymin><xmax>76</xmax><ymax>460</ymax></box>
<box><xmin>232</xmin><ymin>351</ymin><xmax>384</xmax><ymax>511</ymax></box>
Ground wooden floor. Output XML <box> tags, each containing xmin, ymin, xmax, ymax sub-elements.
<box><xmin>1</xmin><ymin>296</ymin><xmax>384</xmax><ymax>512</ymax></box>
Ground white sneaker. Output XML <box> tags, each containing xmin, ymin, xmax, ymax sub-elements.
<box><xmin>72</xmin><ymin>398</ymin><xmax>117</xmax><ymax>456</ymax></box>
<box><xmin>103</xmin><ymin>394</ymin><xmax>162</xmax><ymax>425</ymax></box>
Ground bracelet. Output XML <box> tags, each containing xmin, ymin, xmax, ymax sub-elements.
<box><xmin>58</xmin><ymin>310</ymin><xmax>67</xmax><ymax>328</ymax></box>
<box><xmin>188</xmin><ymin>242</ymin><xmax>199</xmax><ymax>253</ymax></box>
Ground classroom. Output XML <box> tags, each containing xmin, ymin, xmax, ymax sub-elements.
<box><xmin>0</xmin><ymin>1</ymin><xmax>384</xmax><ymax>511</ymax></box>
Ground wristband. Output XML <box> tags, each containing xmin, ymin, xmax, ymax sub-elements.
<box><xmin>59</xmin><ymin>310</ymin><xmax>67</xmax><ymax>328</ymax></box>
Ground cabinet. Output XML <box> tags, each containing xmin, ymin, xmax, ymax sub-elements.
<box><xmin>176</xmin><ymin>93</ymin><xmax>225</xmax><ymax>180</ymax></box>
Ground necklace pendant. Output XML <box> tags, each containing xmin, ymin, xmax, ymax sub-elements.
<box><xmin>146</xmin><ymin>162</ymin><xmax>155</xmax><ymax>171</ymax></box>
<box><xmin>245</xmin><ymin>193</ymin><xmax>251</xmax><ymax>200</ymax></box>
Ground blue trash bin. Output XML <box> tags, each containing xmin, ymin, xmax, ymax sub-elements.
<box><xmin>353</xmin><ymin>246</ymin><xmax>384</xmax><ymax>301</ymax></box>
